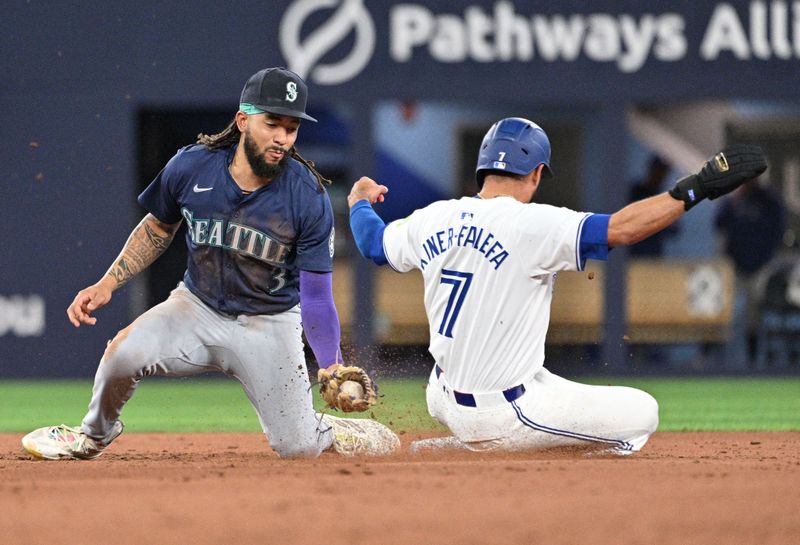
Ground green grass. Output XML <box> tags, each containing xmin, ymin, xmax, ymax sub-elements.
<box><xmin>580</xmin><ymin>377</ymin><xmax>800</xmax><ymax>431</ymax></box>
<box><xmin>0</xmin><ymin>378</ymin><xmax>442</xmax><ymax>434</ymax></box>
<box><xmin>1</xmin><ymin>377</ymin><xmax>798</xmax><ymax>433</ymax></box>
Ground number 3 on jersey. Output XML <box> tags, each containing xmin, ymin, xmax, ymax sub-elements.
<box><xmin>438</xmin><ymin>269</ymin><xmax>473</xmax><ymax>338</ymax></box>
<box><xmin>269</xmin><ymin>267</ymin><xmax>288</xmax><ymax>294</ymax></box>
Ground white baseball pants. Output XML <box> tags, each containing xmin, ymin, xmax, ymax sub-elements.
<box><xmin>426</xmin><ymin>365</ymin><xmax>658</xmax><ymax>453</ymax></box>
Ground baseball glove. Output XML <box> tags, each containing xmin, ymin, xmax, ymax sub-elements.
<box><xmin>669</xmin><ymin>144</ymin><xmax>768</xmax><ymax>210</ymax></box>
<box><xmin>318</xmin><ymin>363</ymin><xmax>378</xmax><ymax>413</ymax></box>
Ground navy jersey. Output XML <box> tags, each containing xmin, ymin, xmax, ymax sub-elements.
<box><xmin>138</xmin><ymin>144</ymin><xmax>335</xmax><ymax>315</ymax></box>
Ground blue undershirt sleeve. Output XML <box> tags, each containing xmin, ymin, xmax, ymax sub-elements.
<box><xmin>349</xmin><ymin>200</ymin><xmax>388</xmax><ymax>265</ymax></box>
<box><xmin>579</xmin><ymin>213</ymin><xmax>610</xmax><ymax>266</ymax></box>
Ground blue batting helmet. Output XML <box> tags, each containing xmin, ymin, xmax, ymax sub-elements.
<box><xmin>475</xmin><ymin>117</ymin><xmax>553</xmax><ymax>189</ymax></box>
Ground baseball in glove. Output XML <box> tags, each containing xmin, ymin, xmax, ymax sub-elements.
<box><xmin>669</xmin><ymin>144</ymin><xmax>768</xmax><ymax>210</ymax></box>
<box><xmin>318</xmin><ymin>363</ymin><xmax>378</xmax><ymax>413</ymax></box>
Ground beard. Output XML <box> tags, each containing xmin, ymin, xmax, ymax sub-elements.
<box><xmin>243</xmin><ymin>131</ymin><xmax>288</xmax><ymax>180</ymax></box>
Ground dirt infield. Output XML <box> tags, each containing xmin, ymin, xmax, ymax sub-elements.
<box><xmin>1</xmin><ymin>431</ymin><xmax>798</xmax><ymax>545</ymax></box>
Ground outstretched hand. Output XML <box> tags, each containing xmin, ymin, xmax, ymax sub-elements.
<box><xmin>347</xmin><ymin>176</ymin><xmax>388</xmax><ymax>208</ymax></box>
<box><xmin>67</xmin><ymin>278</ymin><xmax>114</xmax><ymax>327</ymax></box>
<box><xmin>669</xmin><ymin>145</ymin><xmax>768</xmax><ymax>210</ymax></box>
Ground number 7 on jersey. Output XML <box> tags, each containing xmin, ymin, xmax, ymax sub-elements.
<box><xmin>438</xmin><ymin>269</ymin><xmax>474</xmax><ymax>338</ymax></box>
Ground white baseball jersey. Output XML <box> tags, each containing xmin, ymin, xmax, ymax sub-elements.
<box><xmin>382</xmin><ymin>196</ymin><xmax>593</xmax><ymax>393</ymax></box>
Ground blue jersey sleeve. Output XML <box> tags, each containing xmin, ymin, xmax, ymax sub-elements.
<box><xmin>137</xmin><ymin>151</ymin><xmax>185</xmax><ymax>224</ymax></box>
<box><xmin>295</xmin><ymin>191</ymin><xmax>335</xmax><ymax>273</ymax></box>
<box><xmin>578</xmin><ymin>213</ymin><xmax>610</xmax><ymax>265</ymax></box>
<box><xmin>349</xmin><ymin>200</ymin><xmax>388</xmax><ymax>265</ymax></box>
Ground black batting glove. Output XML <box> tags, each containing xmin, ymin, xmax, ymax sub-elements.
<box><xmin>669</xmin><ymin>144</ymin><xmax>768</xmax><ymax>211</ymax></box>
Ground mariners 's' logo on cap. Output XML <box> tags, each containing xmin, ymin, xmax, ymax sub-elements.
<box><xmin>286</xmin><ymin>82</ymin><xmax>298</xmax><ymax>102</ymax></box>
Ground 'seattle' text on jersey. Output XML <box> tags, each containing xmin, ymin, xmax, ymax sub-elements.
<box><xmin>181</xmin><ymin>207</ymin><xmax>291</xmax><ymax>266</ymax></box>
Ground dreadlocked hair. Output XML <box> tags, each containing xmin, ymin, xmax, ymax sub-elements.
<box><xmin>197</xmin><ymin>118</ymin><xmax>332</xmax><ymax>191</ymax></box>
<box><xmin>196</xmin><ymin>118</ymin><xmax>240</xmax><ymax>151</ymax></box>
<box><xmin>289</xmin><ymin>147</ymin><xmax>332</xmax><ymax>191</ymax></box>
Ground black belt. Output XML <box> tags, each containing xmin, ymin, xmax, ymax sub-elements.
<box><xmin>435</xmin><ymin>365</ymin><xmax>525</xmax><ymax>407</ymax></box>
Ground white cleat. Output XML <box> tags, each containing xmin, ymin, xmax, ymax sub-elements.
<box><xmin>319</xmin><ymin>414</ymin><xmax>400</xmax><ymax>457</ymax></box>
<box><xmin>21</xmin><ymin>421</ymin><xmax>124</xmax><ymax>460</ymax></box>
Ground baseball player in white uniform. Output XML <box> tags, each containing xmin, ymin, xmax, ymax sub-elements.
<box><xmin>347</xmin><ymin>117</ymin><xmax>767</xmax><ymax>454</ymax></box>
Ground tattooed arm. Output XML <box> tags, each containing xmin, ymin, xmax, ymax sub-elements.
<box><xmin>66</xmin><ymin>214</ymin><xmax>181</xmax><ymax>327</ymax></box>
<box><xmin>104</xmin><ymin>214</ymin><xmax>180</xmax><ymax>288</ymax></box>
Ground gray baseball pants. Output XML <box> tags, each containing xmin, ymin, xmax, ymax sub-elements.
<box><xmin>80</xmin><ymin>283</ymin><xmax>333</xmax><ymax>457</ymax></box>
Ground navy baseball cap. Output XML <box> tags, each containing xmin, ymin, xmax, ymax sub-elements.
<box><xmin>239</xmin><ymin>67</ymin><xmax>317</xmax><ymax>122</ymax></box>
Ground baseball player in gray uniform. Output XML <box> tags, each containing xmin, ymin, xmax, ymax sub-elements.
<box><xmin>22</xmin><ymin>67</ymin><xmax>399</xmax><ymax>460</ymax></box>
<box><xmin>348</xmin><ymin>117</ymin><xmax>767</xmax><ymax>454</ymax></box>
